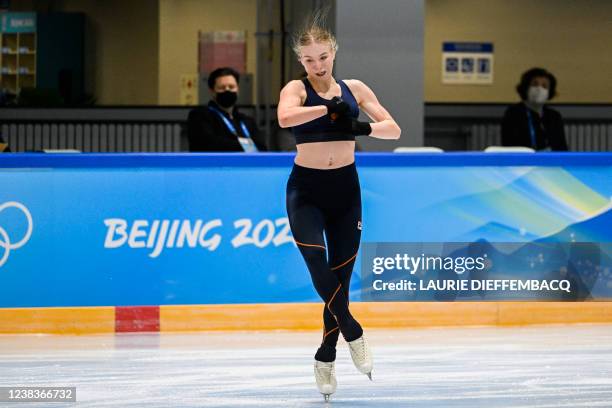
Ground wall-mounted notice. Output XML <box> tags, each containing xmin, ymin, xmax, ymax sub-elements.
<box><xmin>442</xmin><ymin>42</ymin><xmax>493</xmax><ymax>85</ymax></box>
<box><xmin>180</xmin><ymin>74</ymin><xmax>198</xmax><ymax>106</ymax></box>
<box><xmin>0</xmin><ymin>12</ymin><xmax>36</xmax><ymax>33</ymax></box>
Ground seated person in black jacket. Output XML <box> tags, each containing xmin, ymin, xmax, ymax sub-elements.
<box><xmin>501</xmin><ymin>67</ymin><xmax>568</xmax><ymax>151</ymax></box>
<box><xmin>187</xmin><ymin>67</ymin><xmax>266</xmax><ymax>152</ymax></box>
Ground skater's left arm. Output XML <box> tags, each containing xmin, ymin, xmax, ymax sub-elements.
<box><xmin>347</xmin><ymin>79</ymin><xmax>401</xmax><ymax>140</ymax></box>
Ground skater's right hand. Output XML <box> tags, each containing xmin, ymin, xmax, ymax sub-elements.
<box><xmin>325</xmin><ymin>97</ymin><xmax>351</xmax><ymax>122</ymax></box>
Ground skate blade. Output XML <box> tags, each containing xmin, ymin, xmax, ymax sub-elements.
<box><xmin>323</xmin><ymin>393</ymin><xmax>331</xmax><ymax>402</ymax></box>
<box><xmin>366</xmin><ymin>372</ymin><xmax>372</xmax><ymax>381</ymax></box>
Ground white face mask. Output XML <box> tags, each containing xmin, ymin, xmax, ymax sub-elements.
<box><xmin>528</xmin><ymin>86</ymin><xmax>549</xmax><ymax>104</ymax></box>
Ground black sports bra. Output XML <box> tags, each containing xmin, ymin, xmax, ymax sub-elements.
<box><xmin>291</xmin><ymin>78</ymin><xmax>360</xmax><ymax>145</ymax></box>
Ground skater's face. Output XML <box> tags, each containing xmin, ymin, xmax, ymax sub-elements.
<box><xmin>299</xmin><ymin>41</ymin><xmax>335</xmax><ymax>81</ymax></box>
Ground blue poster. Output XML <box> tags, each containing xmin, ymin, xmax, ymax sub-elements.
<box><xmin>1</xmin><ymin>153</ymin><xmax>612</xmax><ymax>306</ymax></box>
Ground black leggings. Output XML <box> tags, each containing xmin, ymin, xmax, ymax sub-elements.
<box><xmin>286</xmin><ymin>162</ymin><xmax>363</xmax><ymax>362</ymax></box>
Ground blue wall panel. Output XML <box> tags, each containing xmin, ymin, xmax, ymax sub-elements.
<box><xmin>1</xmin><ymin>153</ymin><xmax>611</xmax><ymax>307</ymax></box>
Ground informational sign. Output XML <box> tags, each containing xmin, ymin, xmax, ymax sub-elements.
<box><xmin>179</xmin><ymin>74</ymin><xmax>198</xmax><ymax>106</ymax></box>
<box><xmin>442</xmin><ymin>42</ymin><xmax>493</xmax><ymax>85</ymax></box>
<box><xmin>0</xmin><ymin>12</ymin><xmax>36</xmax><ymax>33</ymax></box>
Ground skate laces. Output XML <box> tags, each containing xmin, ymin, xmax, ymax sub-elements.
<box><xmin>359</xmin><ymin>337</ymin><xmax>367</xmax><ymax>361</ymax></box>
<box><xmin>349</xmin><ymin>336</ymin><xmax>373</xmax><ymax>375</ymax></box>
<box><xmin>351</xmin><ymin>337</ymin><xmax>367</xmax><ymax>362</ymax></box>
<box><xmin>315</xmin><ymin>361</ymin><xmax>335</xmax><ymax>381</ymax></box>
<box><xmin>315</xmin><ymin>361</ymin><xmax>336</xmax><ymax>391</ymax></box>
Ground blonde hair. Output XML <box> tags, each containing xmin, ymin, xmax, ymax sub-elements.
<box><xmin>292</xmin><ymin>7</ymin><xmax>338</xmax><ymax>58</ymax></box>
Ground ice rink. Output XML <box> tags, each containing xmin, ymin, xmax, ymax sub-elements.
<box><xmin>1</xmin><ymin>325</ymin><xmax>612</xmax><ymax>407</ymax></box>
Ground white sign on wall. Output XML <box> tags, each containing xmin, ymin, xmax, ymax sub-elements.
<box><xmin>180</xmin><ymin>74</ymin><xmax>198</xmax><ymax>106</ymax></box>
<box><xmin>442</xmin><ymin>42</ymin><xmax>493</xmax><ymax>85</ymax></box>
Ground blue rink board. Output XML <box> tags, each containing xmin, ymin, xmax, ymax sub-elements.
<box><xmin>1</xmin><ymin>153</ymin><xmax>612</xmax><ymax>307</ymax></box>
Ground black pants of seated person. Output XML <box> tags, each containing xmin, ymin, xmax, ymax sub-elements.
<box><xmin>286</xmin><ymin>162</ymin><xmax>363</xmax><ymax>363</ymax></box>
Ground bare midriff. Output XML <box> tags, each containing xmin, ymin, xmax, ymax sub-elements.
<box><xmin>294</xmin><ymin>140</ymin><xmax>355</xmax><ymax>169</ymax></box>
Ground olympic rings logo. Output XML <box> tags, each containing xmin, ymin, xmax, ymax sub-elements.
<box><xmin>0</xmin><ymin>201</ymin><xmax>33</xmax><ymax>268</ymax></box>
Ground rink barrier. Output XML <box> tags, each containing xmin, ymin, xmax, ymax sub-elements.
<box><xmin>3</xmin><ymin>151</ymin><xmax>612</xmax><ymax>167</ymax></box>
<box><xmin>116</xmin><ymin>306</ymin><xmax>160</xmax><ymax>333</ymax></box>
<box><xmin>0</xmin><ymin>306</ymin><xmax>115</xmax><ymax>334</ymax></box>
<box><xmin>3</xmin><ymin>153</ymin><xmax>612</xmax><ymax>334</ymax></box>
<box><xmin>1</xmin><ymin>302</ymin><xmax>612</xmax><ymax>334</ymax></box>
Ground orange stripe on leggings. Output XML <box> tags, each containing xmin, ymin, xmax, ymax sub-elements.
<box><xmin>323</xmin><ymin>326</ymin><xmax>339</xmax><ymax>339</ymax></box>
<box><xmin>331</xmin><ymin>252</ymin><xmax>358</xmax><ymax>271</ymax></box>
<box><xmin>326</xmin><ymin>284</ymin><xmax>342</xmax><ymax>314</ymax></box>
<box><xmin>295</xmin><ymin>240</ymin><xmax>326</xmax><ymax>250</ymax></box>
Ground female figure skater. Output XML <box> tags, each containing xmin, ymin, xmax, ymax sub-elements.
<box><xmin>277</xmin><ymin>16</ymin><xmax>401</xmax><ymax>401</ymax></box>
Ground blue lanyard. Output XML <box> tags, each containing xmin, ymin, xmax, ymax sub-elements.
<box><xmin>208</xmin><ymin>106</ymin><xmax>251</xmax><ymax>139</ymax></box>
<box><xmin>525</xmin><ymin>108</ymin><xmax>540</xmax><ymax>148</ymax></box>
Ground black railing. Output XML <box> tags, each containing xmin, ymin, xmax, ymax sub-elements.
<box><xmin>1</xmin><ymin>104</ymin><xmax>611</xmax><ymax>152</ymax></box>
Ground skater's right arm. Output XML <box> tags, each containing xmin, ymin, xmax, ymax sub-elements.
<box><xmin>278</xmin><ymin>80</ymin><xmax>327</xmax><ymax>128</ymax></box>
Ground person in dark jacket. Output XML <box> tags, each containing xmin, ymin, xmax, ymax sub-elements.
<box><xmin>187</xmin><ymin>67</ymin><xmax>266</xmax><ymax>152</ymax></box>
<box><xmin>501</xmin><ymin>67</ymin><xmax>568</xmax><ymax>151</ymax></box>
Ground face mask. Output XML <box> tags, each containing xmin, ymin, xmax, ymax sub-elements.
<box><xmin>215</xmin><ymin>91</ymin><xmax>238</xmax><ymax>108</ymax></box>
<box><xmin>528</xmin><ymin>86</ymin><xmax>549</xmax><ymax>104</ymax></box>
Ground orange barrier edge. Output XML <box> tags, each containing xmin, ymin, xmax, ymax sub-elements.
<box><xmin>1</xmin><ymin>302</ymin><xmax>611</xmax><ymax>334</ymax></box>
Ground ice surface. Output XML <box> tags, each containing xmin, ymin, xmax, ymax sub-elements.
<box><xmin>1</xmin><ymin>325</ymin><xmax>611</xmax><ymax>407</ymax></box>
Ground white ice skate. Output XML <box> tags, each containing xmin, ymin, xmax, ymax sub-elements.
<box><xmin>314</xmin><ymin>360</ymin><xmax>337</xmax><ymax>402</ymax></box>
<box><xmin>348</xmin><ymin>334</ymin><xmax>373</xmax><ymax>380</ymax></box>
